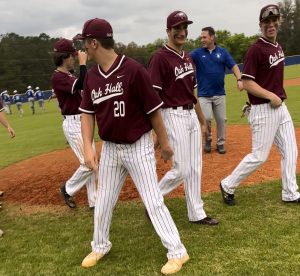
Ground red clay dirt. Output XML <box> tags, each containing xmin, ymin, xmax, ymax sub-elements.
<box><xmin>0</xmin><ymin>125</ymin><xmax>300</xmax><ymax>207</ymax></box>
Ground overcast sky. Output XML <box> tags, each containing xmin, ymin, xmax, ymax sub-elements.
<box><xmin>1</xmin><ymin>0</ymin><xmax>275</xmax><ymax>45</ymax></box>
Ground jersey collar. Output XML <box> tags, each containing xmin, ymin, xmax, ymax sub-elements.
<box><xmin>97</xmin><ymin>54</ymin><xmax>125</xmax><ymax>79</ymax></box>
<box><xmin>164</xmin><ymin>44</ymin><xmax>185</xmax><ymax>59</ymax></box>
<box><xmin>259</xmin><ymin>37</ymin><xmax>278</xmax><ymax>47</ymax></box>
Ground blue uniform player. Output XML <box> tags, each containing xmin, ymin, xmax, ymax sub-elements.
<box><xmin>25</xmin><ymin>85</ymin><xmax>35</xmax><ymax>114</ymax></box>
<box><xmin>0</xmin><ymin>90</ymin><xmax>12</xmax><ymax>114</ymax></box>
<box><xmin>34</xmin><ymin>87</ymin><xmax>45</xmax><ymax>111</ymax></box>
<box><xmin>12</xmin><ymin>90</ymin><xmax>24</xmax><ymax>117</ymax></box>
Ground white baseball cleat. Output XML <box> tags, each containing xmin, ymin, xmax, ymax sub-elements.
<box><xmin>161</xmin><ymin>254</ymin><xmax>190</xmax><ymax>275</ymax></box>
<box><xmin>81</xmin><ymin>251</ymin><xmax>105</xmax><ymax>268</ymax></box>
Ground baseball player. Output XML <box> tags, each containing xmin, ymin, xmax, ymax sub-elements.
<box><xmin>25</xmin><ymin>85</ymin><xmax>35</xmax><ymax>114</ymax></box>
<box><xmin>74</xmin><ymin>18</ymin><xmax>189</xmax><ymax>275</ymax></box>
<box><xmin>0</xmin><ymin>102</ymin><xmax>15</xmax><ymax>237</ymax></box>
<box><xmin>220</xmin><ymin>4</ymin><xmax>300</xmax><ymax>205</ymax></box>
<box><xmin>50</xmin><ymin>38</ymin><xmax>97</xmax><ymax>209</ymax></box>
<box><xmin>34</xmin><ymin>87</ymin><xmax>45</xmax><ymax>111</ymax></box>
<box><xmin>0</xmin><ymin>90</ymin><xmax>12</xmax><ymax>115</ymax></box>
<box><xmin>147</xmin><ymin>11</ymin><xmax>219</xmax><ymax>225</ymax></box>
<box><xmin>0</xmin><ymin>100</ymin><xmax>15</xmax><ymax>138</ymax></box>
<box><xmin>12</xmin><ymin>90</ymin><xmax>24</xmax><ymax>117</ymax></box>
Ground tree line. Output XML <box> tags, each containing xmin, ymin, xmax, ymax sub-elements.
<box><xmin>0</xmin><ymin>0</ymin><xmax>299</xmax><ymax>93</ymax></box>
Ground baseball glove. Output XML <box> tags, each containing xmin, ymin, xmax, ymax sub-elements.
<box><xmin>241</xmin><ymin>102</ymin><xmax>251</xmax><ymax>117</ymax></box>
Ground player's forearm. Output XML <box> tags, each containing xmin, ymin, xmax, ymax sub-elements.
<box><xmin>148</xmin><ymin>109</ymin><xmax>169</xmax><ymax>148</ymax></box>
<box><xmin>194</xmin><ymin>100</ymin><xmax>206</xmax><ymax>126</ymax></box>
<box><xmin>81</xmin><ymin>113</ymin><xmax>95</xmax><ymax>148</ymax></box>
<box><xmin>74</xmin><ymin>65</ymin><xmax>87</xmax><ymax>90</ymax></box>
<box><xmin>243</xmin><ymin>79</ymin><xmax>276</xmax><ymax>100</ymax></box>
<box><xmin>0</xmin><ymin>112</ymin><xmax>10</xmax><ymax>129</ymax></box>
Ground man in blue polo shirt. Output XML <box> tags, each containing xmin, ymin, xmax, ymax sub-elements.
<box><xmin>191</xmin><ymin>26</ymin><xmax>243</xmax><ymax>154</ymax></box>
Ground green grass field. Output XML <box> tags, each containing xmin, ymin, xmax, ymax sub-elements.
<box><xmin>1</xmin><ymin>180</ymin><xmax>300</xmax><ymax>276</ymax></box>
<box><xmin>0</xmin><ymin>64</ymin><xmax>299</xmax><ymax>276</ymax></box>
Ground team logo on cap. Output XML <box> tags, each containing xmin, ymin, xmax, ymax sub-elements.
<box><xmin>174</xmin><ymin>12</ymin><xmax>187</xmax><ymax>19</ymax></box>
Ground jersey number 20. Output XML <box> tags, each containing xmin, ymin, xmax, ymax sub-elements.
<box><xmin>114</xmin><ymin>101</ymin><xmax>125</xmax><ymax>117</ymax></box>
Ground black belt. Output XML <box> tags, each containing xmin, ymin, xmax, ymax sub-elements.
<box><xmin>63</xmin><ymin>114</ymin><xmax>80</xmax><ymax>119</ymax></box>
<box><xmin>172</xmin><ymin>103</ymin><xmax>194</xmax><ymax>110</ymax></box>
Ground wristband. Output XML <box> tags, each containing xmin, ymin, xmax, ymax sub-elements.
<box><xmin>237</xmin><ymin>79</ymin><xmax>242</xmax><ymax>82</ymax></box>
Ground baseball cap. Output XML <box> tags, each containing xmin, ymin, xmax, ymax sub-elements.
<box><xmin>53</xmin><ymin>39</ymin><xmax>77</xmax><ymax>54</ymax></box>
<box><xmin>167</xmin><ymin>11</ymin><xmax>193</xmax><ymax>29</ymax></box>
<box><xmin>259</xmin><ymin>4</ymin><xmax>280</xmax><ymax>22</ymax></box>
<box><xmin>73</xmin><ymin>18</ymin><xmax>113</xmax><ymax>40</ymax></box>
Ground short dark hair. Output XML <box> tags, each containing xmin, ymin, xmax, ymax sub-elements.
<box><xmin>85</xmin><ymin>37</ymin><xmax>115</xmax><ymax>49</ymax></box>
<box><xmin>52</xmin><ymin>52</ymin><xmax>71</xmax><ymax>67</ymax></box>
<box><xmin>202</xmin><ymin>26</ymin><xmax>215</xmax><ymax>36</ymax></box>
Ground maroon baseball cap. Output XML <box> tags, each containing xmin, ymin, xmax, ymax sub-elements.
<box><xmin>73</xmin><ymin>18</ymin><xmax>113</xmax><ymax>40</ymax></box>
<box><xmin>167</xmin><ymin>11</ymin><xmax>193</xmax><ymax>29</ymax></box>
<box><xmin>259</xmin><ymin>4</ymin><xmax>280</xmax><ymax>22</ymax></box>
<box><xmin>53</xmin><ymin>39</ymin><xmax>77</xmax><ymax>54</ymax></box>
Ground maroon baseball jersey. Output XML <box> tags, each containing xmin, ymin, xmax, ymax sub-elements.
<box><xmin>0</xmin><ymin>101</ymin><xmax>4</xmax><ymax>112</ymax></box>
<box><xmin>242</xmin><ymin>37</ymin><xmax>286</xmax><ymax>105</ymax></box>
<box><xmin>51</xmin><ymin>70</ymin><xmax>82</xmax><ymax>115</ymax></box>
<box><xmin>147</xmin><ymin>45</ymin><xmax>197</xmax><ymax>108</ymax></box>
<box><xmin>79</xmin><ymin>54</ymin><xmax>163</xmax><ymax>144</ymax></box>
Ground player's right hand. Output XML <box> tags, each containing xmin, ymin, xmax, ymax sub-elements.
<box><xmin>84</xmin><ymin>148</ymin><xmax>98</xmax><ymax>171</ymax></box>
<box><xmin>78</xmin><ymin>50</ymin><xmax>88</xmax><ymax>65</ymax></box>
<box><xmin>160</xmin><ymin>144</ymin><xmax>173</xmax><ymax>163</ymax></box>
<box><xmin>7</xmin><ymin>126</ymin><xmax>15</xmax><ymax>138</ymax></box>
<box><xmin>269</xmin><ymin>93</ymin><xmax>282</xmax><ymax>108</ymax></box>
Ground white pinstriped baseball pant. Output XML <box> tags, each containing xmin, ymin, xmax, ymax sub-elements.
<box><xmin>92</xmin><ymin>132</ymin><xmax>187</xmax><ymax>259</ymax></box>
<box><xmin>159</xmin><ymin>108</ymin><xmax>207</xmax><ymax>221</ymax></box>
<box><xmin>62</xmin><ymin>115</ymin><xmax>97</xmax><ymax>207</ymax></box>
<box><xmin>222</xmin><ymin>102</ymin><xmax>300</xmax><ymax>201</ymax></box>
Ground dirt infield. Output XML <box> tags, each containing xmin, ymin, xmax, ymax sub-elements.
<box><xmin>0</xmin><ymin>125</ymin><xmax>299</xmax><ymax>207</ymax></box>
<box><xmin>284</xmin><ymin>77</ymin><xmax>300</xmax><ymax>87</ymax></box>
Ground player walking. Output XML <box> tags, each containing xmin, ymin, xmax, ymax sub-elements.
<box><xmin>12</xmin><ymin>90</ymin><xmax>24</xmax><ymax>117</ymax></box>
<box><xmin>0</xmin><ymin>91</ymin><xmax>12</xmax><ymax>115</ymax></box>
<box><xmin>75</xmin><ymin>18</ymin><xmax>189</xmax><ymax>275</ymax></box>
<box><xmin>0</xmin><ymin>101</ymin><xmax>15</xmax><ymax>237</ymax></box>
<box><xmin>51</xmin><ymin>38</ymin><xmax>97</xmax><ymax>209</ymax></box>
<box><xmin>148</xmin><ymin>11</ymin><xmax>219</xmax><ymax>225</ymax></box>
<box><xmin>25</xmin><ymin>86</ymin><xmax>35</xmax><ymax>114</ymax></box>
<box><xmin>34</xmin><ymin>87</ymin><xmax>45</xmax><ymax>112</ymax></box>
<box><xmin>220</xmin><ymin>4</ymin><xmax>300</xmax><ymax>205</ymax></box>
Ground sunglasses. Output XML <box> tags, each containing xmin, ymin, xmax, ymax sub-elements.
<box><xmin>261</xmin><ymin>6</ymin><xmax>280</xmax><ymax>21</ymax></box>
